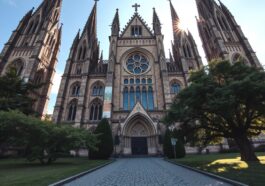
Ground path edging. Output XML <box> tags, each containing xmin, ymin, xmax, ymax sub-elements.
<box><xmin>164</xmin><ymin>159</ymin><xmax>248</xmax><ymax>186</ymax></box>
<box><xmin>49</xmin><ymin>160</ymin><xmax>115</xmax><ymax>186</ymax></box>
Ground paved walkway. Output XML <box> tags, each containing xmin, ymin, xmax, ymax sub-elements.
<box><xmin>65</xmin><ymin>158</ymin><xmax>231</xmax><ymax>186</ymax></box>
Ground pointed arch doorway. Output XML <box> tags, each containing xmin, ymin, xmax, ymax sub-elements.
<box><xmin>122</xmin><ymin>114</ymin><xmax>157</xmax><ymax>155</ymax></box>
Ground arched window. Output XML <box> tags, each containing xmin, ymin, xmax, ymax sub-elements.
<box><xmin>136</xmin><ymin>86</ymin><xmax>141</xmax><ymax>102</ymax></box>
<box><xmin>76</xmin><ymin>64</ymin><xmax>82</xmax><ymax>75</ymax></box>
<box><xmin>221</xmin><ymin>17</ymin><xmax>229</xmax><ymax>30</ymax></box>
<box><xmin>129</xmin><ymin>87</ymin><xmax>135</xmax><ymax>110</ymax></box>
<box><xmin>183</xmin><ymin>45</ymin><xmax>188</xmax><ymax>57</ymax></box>
<box><xmin>130</xmin><ymin>78</ymin><xmax>134</xmax><ymax>84</ymax></box>
<box><xmin>141</xmin><ymin>86</ymin><xmax>148</xmax><ymax>109</ymax></box>
<box><xmin>67</xmin><ymin>100</ymin><xmax>77</xmax><ymax>121</ymax></box>
<box><xmin>92</xmin><ymin>83</ymin><xmax>104</xmax><ymax>96</ymax></box>
<box><xmin>124</xmin><ymin>79</ymin><xmax>128</xmax><ymax>84</ymax></box>
<box><xmin>78</xmin><ymin>47</ymin><xmax>83</xmax><ymax>60</ymax></box>
<box><xmin>71</xmin><ymin>83</ymin><xmax>81</xmax><ymax>96</ymax></box>
<box><xmin>34</xmin><ymin>70</ymin><xmax>44</xmax><ymax>85</ymax></box>
<box><xmin>89</xmin><ymin>100</ymin><xmax>103</xmax><ymax>121</ymax></box>
<box><xmin>31</xmin><ymin>16</ymin><xmax>40</xmax><ymax>34</ymax></box>
<box><xmin>217</xmin><ymin>16</ymin><xmax>225</xmax><ymax>30</ymax></box>
<box><xmin>142</xmin><ymin>78</ymin><xmax>146</xmax><ymax>84</ymax></box>
<box><xmin>186</xmin><ymin>45</ymin><xmax>192</xmax><ymax>58</ymax></box>
<box><xmin>123</xmin><ymin>87</ymin><xmax>129</xmax><ymax>110</ymax></box>
<box><xmin>26</xmin><ymin>21</ymin><xmax>34</xmax><ymax>34</ymax></box>
<box><xmin>148</xmin><ymin>86</ymin><xmax>154</xmax><ymax>110</ymax></box>
<box><xmin>9</xmin><ymin>59</ymin><xmax>24</xmax><ymax>76</ymax></box>
<box><xmin>136</xmin><ymin>78</ymin><xmax>140</xmax><ymax>84</ymax></box>
<box><xmin>82</xmin><ymin>46</ymin><xmax>87</xmax><ymax>60</ymax></box>
<box><xmin>232</xmin><ymin>53</ymin><xmax>249</xmax><ymax>65</ymax></box>
<box><xmin>147</xmin><ymin>78</ymin><xmax>152</xmax><ymax>84</ymax></box>
<box><xmin>183</xmin><ymin>44</ymin><xmax>192</xmax><ymax>58</ymax></box>
<box><xmin>171</xmin><ymin>82</ymin><xmax>181</xmax><ymax>94</ymax></box>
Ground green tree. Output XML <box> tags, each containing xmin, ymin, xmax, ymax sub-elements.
<box><xmin>163</xmin><ymin>129</ymin><xmax>174</xmax><ymax>159</ymax></box>
<box><xmin>0</xmin><ymin>68</ymin><xmax>42</xmax><ymax>115</ymax></box>
<box><xmin>0</xmin><ymin>111</ymin><xmax>98</xmax><ymax>164</ymax></box>
<box><xmin>165</xmin><ymin>60</ymin><xmax>265</xmax><ymax>162</ymax></box>
<box><xmin>173</xmin><ymin>129</ymin><xmax>186</xmax><ymax>158</ymax></box>
<box><xmin>90</xmin><ymin>118</ymin><xmax>113</xmax><ymax>159</ymax></box>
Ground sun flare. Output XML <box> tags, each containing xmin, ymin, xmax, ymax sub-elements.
<box><xmin>173</xmin><ymin>19</ymin><xmax>187</xmax><ymax>33</ymax></box>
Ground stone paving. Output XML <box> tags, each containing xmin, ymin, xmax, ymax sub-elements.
<box><xmin>65</xmin><ymin>158</ymin><xmax>231</xmax><ymax>186</ymax></box>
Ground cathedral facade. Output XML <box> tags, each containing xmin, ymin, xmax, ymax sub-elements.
<box><xmin>52</xmin><ymin>0</ymin><xmax>262</xmax><ymax>156</ymax></box>
<box><xmin>53</xmin><ymin>1</ymin><xmax>204</xmax><ymax>155</ymax></box>
<box><xmin>1</xmin><ymin>0</ymin><xmax>262</xmax><ymax>156</ymax></box>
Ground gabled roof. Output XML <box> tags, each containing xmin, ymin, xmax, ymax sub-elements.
<box><xmin>122</xmin><ymin>102</ymin><xmax>154</xmax><ymax>128</ymax></box>
<box><xmin>120</xmin><ymin>12</ymin><xmax>153</xmax><ymax>38</ymax></box>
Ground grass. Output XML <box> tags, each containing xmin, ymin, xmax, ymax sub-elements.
<box><xmin>172</xmin><ymin>153</ymin><xmax>265</xmax><ymax>186</ymax></box>
<box><xmin>0</xmin><ymin>158</ymin><xmax>111</xmax><ymax>186</ymax></box>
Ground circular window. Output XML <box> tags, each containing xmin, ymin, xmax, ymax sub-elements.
<box><xmin>126</xmin><ymin>54</ymin><xmax>149</xmax><ymax>74</ymax></box>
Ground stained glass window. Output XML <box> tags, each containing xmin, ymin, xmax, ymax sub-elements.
<box><xmin>130</xmin><ymin>87</ymin><xmax>135</xmax><ymax>110</ymax></box>
<box><xmin>171</xmin><ymin>83</ymin><xmax>181</xmax><ymax>94</ymax></box>
<box><xmin>123</xmin><ymin>87</ymin><xmax>129</xmax><ymax>110</ymax></box>
<box><xmin>126</xmin><ymin>54</ymin><xmax>149</xmax><ymax>75</ymax></box>
<box><xmin>142</xmin><ymin>86</ymin><xmax>148</xmax><ymax>109</ymax></box>
<box><xmin>148</xmin><ymin>86</ymin><xmax>154</xmax><ymax>110</ymax></box>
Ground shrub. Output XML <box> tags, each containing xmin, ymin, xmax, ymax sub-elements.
<box><xmin>0</xmin><ymin>110</ymin><xmax>97</xmax><ymax>164</ymax></box>
<box><xmin>89</xmin><ymin>118</ymin><xmax>113</xmax><ymax>159</ymax></box>
<box><xmin>175</xmin><ymin>140</ymin><xmax>186</xmax><ymax>158</ymax></box>
<box><xmin>163</xmin><ymin>129</ymin><xmax>174</xmax><ymax>159</ymax></box>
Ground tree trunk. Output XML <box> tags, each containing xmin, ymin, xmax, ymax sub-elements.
<box><xmin>234</xmin><ymin>135</ymin><xmax>259</xmax><ymax>162</ymax></box>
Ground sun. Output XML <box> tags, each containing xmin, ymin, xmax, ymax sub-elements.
<box><xmin>173</xmin><ymin>19</ymin><xmax>187</xmax><ymax>33</ymax></box>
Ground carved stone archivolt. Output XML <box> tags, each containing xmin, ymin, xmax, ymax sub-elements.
<box><xmin>123</xmin><ymin>114</ymin><xmax>156</xmax><ymax>137</ymax></box>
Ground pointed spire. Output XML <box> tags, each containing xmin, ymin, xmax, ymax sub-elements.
<box><xmin>111</xmin><ymin>9</ymin><xmax>120</xmax><ymax>36</ymax></box>
<box><xmin>169</xmin><ymin>49</ymin><xmax>174</xmax><ymax>63</ymax></box>
<box><xmin>83</xmin><ymin>1</ymin><xmax>97</xmax><ymax>41</ymax></box>
<box><xmin>99</xmin><ymin>50</ymin><xmax>103</xmax><ymax>63</ymax></box>
<box><xmin>153</xmin><ymin>8</ymin><xmax>162</xmax><ymax>35</ymax></box>
<box><xmin>169</xmin><ymin>0</ymin><xmax>182</xmax><ymax>41</ymax></box>
<box><xmin>218</xmin><ymin>0</ymin><xmax>232</xmax><ymax>16</ymax></box>
<box><xmin>195</xmin><ymin>0</ymin><xmax>214</xmax><ymax>16</ymax></box>
<box><xmin>169</xmin><ymin>0</ymin><xmax>179</xmax><ymax>21</ymax></box>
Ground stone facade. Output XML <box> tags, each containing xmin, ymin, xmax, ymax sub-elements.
<box><xmin>52</xmin><ymin>0</ymin><xmax>261</xmax><ymax>156</ymax></box>
<box><xmin>52</xmin><ymin>1</ymin><xmax>203</xmax><ymax>156</ymax></box>
<box><xmin>0</xmin><ymin>0</ymin><xmax>62</xmax><ymax>116</ymax></box>
<box><xmin>196</xmin><ymin>0</ymin><xmax>262</xmax><ymax>67</ymax></box>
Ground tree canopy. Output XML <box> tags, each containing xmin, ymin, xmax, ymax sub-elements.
<box><xmin>165</xmin><ymin>60</ymin><xmax>265</xmax><ymax>162</ymax></box>
<box><xmin>0</xmin><ymin>110</ymin><xmax>98</xmax><ymax>164</ymax></box>
<box><xmin>0</xmin><ymin>68</ymin><xmax>42</xmax><ymax>115</ymax></box>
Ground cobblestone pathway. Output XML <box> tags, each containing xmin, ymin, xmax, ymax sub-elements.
<box><xmin>65</xmin><ymin>158</ymin><xmax>231</xmax><ymax>186</ymax></box>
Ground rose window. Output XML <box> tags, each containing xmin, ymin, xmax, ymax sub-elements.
<box><xmin>126</xmin><ymin>54</ymin><xmax>149</xmax><ymax>74</ymax></box>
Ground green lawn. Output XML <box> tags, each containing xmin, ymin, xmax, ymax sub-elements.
<box><xmin>172</xmin><ymin>153</ymin><xmax>265</xmax><ymax>186</ymax></box>
<box><xmin>0</xmin><ymin>158</ymin><xmax>111</xmax><ymax>186</ymax></box>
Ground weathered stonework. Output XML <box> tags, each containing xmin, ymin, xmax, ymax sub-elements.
<box><xmin>0</xmin><ymin>0</ymin><xmax>62</xmax><ymax>117</ymax></box>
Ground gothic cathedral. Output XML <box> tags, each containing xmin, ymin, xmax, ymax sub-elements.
<box><xmin>52</xmin><ymin>0</ymin><xmax>262</xmax><ymax>156</ymax></box>
<box><xmin>0</xmin><ymin>0</ymin><xmax>62</xmax><ymax>116</ymax></box>
<box><xmin>0</xmin><ymin>0</ymin><xmax>262</xmax><ymax>156</ymax></box>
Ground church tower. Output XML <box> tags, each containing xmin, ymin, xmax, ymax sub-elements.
<box><xmin>53</xmin><ymin>1</ymin><xmax>103</xmax><ymax>126</ymax></box>
<box><xmin>0</xmin><ymin>0</ymin><xmax>62</xmax><ymax>116</ymax></box>
<box><xmin>170</xmin><ymin>0</ymin><xmax>203</xmax><ymax>75</ymax></box>
<box><xmin>196</xmin><ymin>0</ymin><xmax>262</xmax><ymax>68</ymax></box>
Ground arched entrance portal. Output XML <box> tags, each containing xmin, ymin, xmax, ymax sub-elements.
<box><xmin>122</xmin><ymin>114</ymin><xmax>157</xmax><ymax>155</ymax></box>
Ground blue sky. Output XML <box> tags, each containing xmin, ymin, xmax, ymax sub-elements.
<box><xmin>1</xmin><ymin>0</ymin><xmax>265</xmax><ymax>114</ymax></box>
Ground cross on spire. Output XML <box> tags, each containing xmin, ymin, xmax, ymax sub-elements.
<box><xmin>94</xmin><ymin>0</ymin><xmax>99</xmax><ymax>3</ymax></box>
<box><xmin>132</xmin><ymin>3</ymin><xmax>140</xmax><ymax>12</ymax></box>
